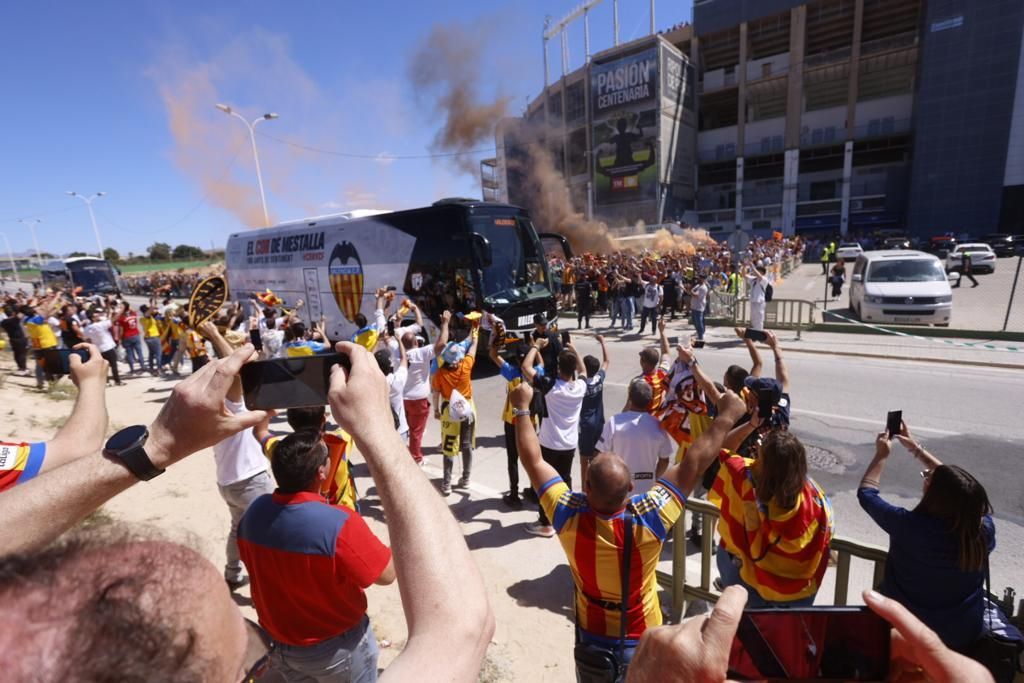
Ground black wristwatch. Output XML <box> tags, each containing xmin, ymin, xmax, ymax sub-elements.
<box><xmin>103</xmin><ymin>425</ymin><xmax>165</xmax><ymax>481</ymax></box>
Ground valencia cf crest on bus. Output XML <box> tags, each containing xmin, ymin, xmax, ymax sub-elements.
<box><xmin>329</xmin><ymin>241</ymin><xmax>364</xmax><ymax>323</ymax></box>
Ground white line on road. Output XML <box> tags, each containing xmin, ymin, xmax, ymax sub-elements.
<box><xmin>792</xmin><ymin>408</ymin><xmax>960</xmax><ymax>436</ymax></box>
<box><xmin>804</xmin><ymin>279</ymin><xmax>817</xmax><ymax>290</ymax></box>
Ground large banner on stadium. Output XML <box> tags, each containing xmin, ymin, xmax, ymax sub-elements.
<box><xmin>591</xmin><ymin>48</ymin><xmax>660</xmax><ymax>206</ymax></box>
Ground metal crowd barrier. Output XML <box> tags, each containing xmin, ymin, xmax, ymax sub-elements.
<box><xmin>720</xmin><ymin>298</ymin><xmax>815</xmax><ymax>339</ymax></box>
<box><xmin>655</xmin><ymin>498</ymin><xmax>890</xmax><ymax>622</ymax></box>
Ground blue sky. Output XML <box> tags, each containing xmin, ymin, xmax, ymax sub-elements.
<box><xmin>0</xmin><ymin>0</ymin><xmax>692</xmax><ymax>256</ymax></box>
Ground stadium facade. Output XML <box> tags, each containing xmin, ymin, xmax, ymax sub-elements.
<box><xmin>485</xmin><ymin>0</ymin><xmax>1024</xmax><ymax>239</ymax></box>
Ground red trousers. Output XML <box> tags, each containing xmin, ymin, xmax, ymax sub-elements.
<box><xmin>404</xmin><ymin>398</ymin><xmax>430</xmax><ymax>461</ymax></box>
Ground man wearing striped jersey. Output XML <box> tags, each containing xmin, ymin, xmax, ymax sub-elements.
<box><xmin>510</xmin><ymin>380</ymin><xmax>747</xmax><ymax>676</ymax></box>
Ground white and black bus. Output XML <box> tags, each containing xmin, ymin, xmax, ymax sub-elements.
<box><xmin>225</xmin><ymin>199</ymin><xmax>568</xmax><ymax>345</ymax></box>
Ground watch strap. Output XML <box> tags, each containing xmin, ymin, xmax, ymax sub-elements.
<box><xmin>107</xmin><ymin>444</ymin><xmax>165</xmax><ymax>481</ymax></box>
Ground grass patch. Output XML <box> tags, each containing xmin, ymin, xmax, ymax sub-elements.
<box><xmin>45</xmin><ymin>382</ymin><xmax>78</xmax><ymax>402</ymax></box>
<box><xmin>118</xmin><ymin>260</ymin><xmax>220</xmax><ymax>273</ymax></box>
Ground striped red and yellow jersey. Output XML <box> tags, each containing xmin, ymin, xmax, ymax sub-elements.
<box><xmin>709</xmin><ymin>450</ymin><xmax>834</xmax><ymax>603</ymax></box>
<box><xmin>539</xmin><ymin>476</ymin><xmax>686</xmax><ymax>643</ymax></box>
<box><xmin>642</xmin><ymin>363</ymin><xmax>671</xmax><ymax>415</ymax></box>
<box><xmin>261</xmin><ymin>429</ymin><xmax>358</xmax><ymax>510</ymax></box>
<box><xmin>0</xmin><ymin>441</ymin><xmax>46</xmax><ymax>492</ymax></box>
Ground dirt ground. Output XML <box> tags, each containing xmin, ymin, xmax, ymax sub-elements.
<box><xmin>0</xmin><ymin>349</ymin><xmax>579</xmax><ymax>682</ymax></box>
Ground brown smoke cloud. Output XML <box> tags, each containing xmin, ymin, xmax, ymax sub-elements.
<box><xmin>651</xmin><ymin>226</ymin><xmax>716</xmax><ymax>254</ymax></box>
<box><xmin>410</xmin><ymin>24</ymin><xmax>512</xmax><ymax>175</ymax></box>
<box><xmin>511</xmin><ymin>144</ymin><xmax>619</xmax><ymax>254</ymax></box>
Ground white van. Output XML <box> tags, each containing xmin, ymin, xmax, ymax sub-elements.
<box><xmin>848</xmin><ymin>250</ymin><xmax>953</xmax><ymax>326</ymax></box>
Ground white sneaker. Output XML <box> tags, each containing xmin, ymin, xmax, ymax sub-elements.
<box><xmin>525</xmin><ymin>522</ymin><xmax>555</xmax><ymax>538</ymax></box>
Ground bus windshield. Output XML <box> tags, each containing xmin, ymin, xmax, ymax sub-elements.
<box><xmin>469</xmin><ymin>215</ymin><xmax>550</xmax><ymax>305</ymax></box>
<box><xmin>67</xmin><ymin>261</ymin><xmax>119</xmax><ymax>293</ymax></box>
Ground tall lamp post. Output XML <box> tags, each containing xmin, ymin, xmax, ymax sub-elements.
<box><xmin>18</xmin><ymin>218</ymin><xmax>43</xmax><ymax>267</ymax></box>
<box><xmin>215</xmin><ymin>104</ymin><xmax>278</xmax><ymax>227</ymax></box>
<box><xmin>0</xmin><ymin>232</ymin><xmax>18</xmax><ymax>282</ymax></box>
<box><xmin>66</xmin><ymin>191</ymin><xmax>106</xmax><ymax>258</ymax></box>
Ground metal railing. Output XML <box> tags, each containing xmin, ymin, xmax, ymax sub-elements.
<box><xmin>725</xmin><ymin>297</ymin><xmax>815</xmax><ymax>339</ymax></box>
<box><xmin>656</xmin><ymin>498</ymin><xmax>890</xmax><ymax>621</ymax></box>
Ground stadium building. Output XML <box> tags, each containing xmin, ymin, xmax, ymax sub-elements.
<box><xmin>486</xmin><ymin>0</ymin><xmax>1024</xmax><ymax>239</ymax></box>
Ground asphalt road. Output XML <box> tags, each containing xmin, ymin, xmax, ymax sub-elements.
<box><xmin>420</xmin><ymin>322</ymin><xmax>1024</xmax><ymax>598</ymax></box>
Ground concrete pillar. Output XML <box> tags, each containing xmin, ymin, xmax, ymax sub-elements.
<box><xmin>737</xmin><ymin>22</ymin><xmax>748</xmax><ymax>152</ymax></box>
<box><xmin>846</xmin><ymin>0</ymin><xmax>865</xmax><ymax>139</ymax></box>
<box><xmin>735</xmin><ymin>156</ymin><xmax>745</xmax><ymax>226</ymax></box>
<box><xmin>840</xmin><ymin>140</ymin><xmax>854</xmax><ymax>236</ymax></box>
<box><xmin>784</xmin><ymin>6</ymin><xmax>807</xmax><ymax>149</ymax></box>
<box><xmin>782</xmin><ymin>149</ymin><xmax>800</xmax><ymax>235</ymax></box>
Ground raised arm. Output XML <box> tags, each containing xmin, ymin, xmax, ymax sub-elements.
<box><xmin>198</xmin><ymin>321</ymin><xmax>243</xmax><ymax>403</ymax></box>
<box><xmin>510</xmin><ymin>383</ymin><xmax>559</xmax><ymax>490</ymax></box>
<box><xmin>894</xmin><ymin>422</ymin><xmax>942</xmax><ymax>472</ymax></box>
<box><xmin>662</xmin><ymin>391</ymin><xmax>746</xmax><ymax>496</ymax></box>
<box><xmin>328</xmin><ymin>342</ymin><xmax>494</xmax><ymax>682</ymax></box>
<box><xmin>520</xmin><ymin>344</ymin><xmax>541</xmax><ymax>383</ymax></box>
<box><xmin>735</xmin><ymin>327</ymin><xmax>763</xmax><ymax>377</ymax></box>
<box><xmin>764</xmin><ymin>331</ymin><xmax>789</xmax><ymax>393</ymax></box>
<box><xmin>658</xmin><ymin>318</ymin><xmax>670</xmax><ymax>357</ymax></box>
<box><xmin>597</xmin><ymin>335</ymin><xmax>610</xmax><ymax>371</ymax></box>
<box><xmin>566</xmin><ymin>341</ymin><xmax>585</xmax><ymax>375</ymax></box>
<box><xmin>40</xmin><ymin>343</ymin><xmax>110</xmax><ymax>474</ymax></box>
<box><xmin>410</xmin><ymin>301</ymin><xmax>424</xmax><ymax>329</ymax></box>
<box><xmin>433</xmin><ymin>310</ymin><xmax>451</xmax><ymax>357</ymax></box>
<box><xmin>466</xmin><ymin>326</ymin><xmax>480</xmax><ymax>359</ymax></box>
<box><xmin>676</xmin><ymin>344</ymin><xmax>722</xmax><ymax>406</ymax></box>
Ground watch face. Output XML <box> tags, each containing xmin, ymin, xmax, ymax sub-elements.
<box><xmin>106</xmin><ymin>425</ymin><xmax>148</xmax><ymax>452</ymax></box>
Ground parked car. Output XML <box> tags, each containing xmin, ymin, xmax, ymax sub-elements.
<box><xmin>849</xmin><ymin>251</ymin><xmax>953</xmax><ymax>326</ymax></box>
<box><xmin>882</xmin><ymin>236</ymin><xmax>911</xmax><ymax>250</ymax></box>
<box><xmin>834</xmin><ymin>242</ymin><xmax>864</xmax><ymax>261</ymax></box>
<box><xmin>981</xmin><ymin>233</ymin><xmax>1023</xmax><ymax>258</ymax></box>
<box><xmin>926</xmin><ymin>236</ymin><xmax>958</xmax><ymax>258</ymax></box>
<box><xmin>945</xmin><ymin>243</ymin><xmax>997</xmax><ymax>273</ymax></box>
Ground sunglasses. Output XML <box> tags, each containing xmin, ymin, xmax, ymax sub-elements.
<box><xmin>240</xmin><ymin>618</ymin><xmax>274</xmax><ymax>683</ymax></box>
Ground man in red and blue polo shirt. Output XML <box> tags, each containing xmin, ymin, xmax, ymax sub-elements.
<box><xmin>239</xmin><ymin>430</ymin><xmax>394</xmax><ymax>682</ymax></box>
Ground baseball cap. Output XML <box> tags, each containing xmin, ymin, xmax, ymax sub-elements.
<box><xmin>743</xmin><ymin>376</ymin><xmax>782</xmax><ymax>402</ymax></box>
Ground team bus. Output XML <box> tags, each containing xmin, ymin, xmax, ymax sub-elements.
<box><xmin>225</xmin><ymin>199</ymin><xmax>568</xmax><ymax>345</ymax></box>
<box><xmin>40</xmin><ymin>257</ymin><xmax>121</xmax><ymax>295</ymax></box>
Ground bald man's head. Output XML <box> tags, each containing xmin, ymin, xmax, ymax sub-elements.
<box><xmin>0</xmin><ymin>529</ymin><xmax>247</xmax><ymax>682</ymax></box>
<box><xmin>586</xmin><ymin>453</ymin><xmax>634</xmax><ymax>512</ymax></box>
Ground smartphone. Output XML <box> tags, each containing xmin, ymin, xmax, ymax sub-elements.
<box><xmin>385</xmin><ymin>285</ymin><xmax>398</xmax><ymax>292</ymax></box>
<box><xmin>40</xmin><ymin>348</ymin><xmax>89</xmax><ymax>376</ymax></box>
<box><xmin>667</xmin><ymin>336</ymin><xmax>679</xmax><ymax>345</ymax></box>
<box><xmin>886</xmin><ymin>410</ymin><xmax>902</xmax><ymax>440</ymax></box>
<box><xmin>240</xmin><ymin>353</ymin><xmax>351</xmax><ymax>411</ymax></box>
<box><xmin>728</xmin><ymin>607</ymin><xmax>890</xmax><ymax>681</ymax></box>
<box><xmin>744</xmin><ymin>328</ymin><xmax>768</xmax><ymax>343</ymax></box>
<box><xmin>757</xmin><ymin>387</ymin><xmax>775</xmax><ymax>421</ymax></box>
<box><xmin>561</xmin><ymin>330</ymin><xmax>571</xmax><ymax>345</ymax></box>
<box><xmin>386</xmin><ymin>319</ymin><xmax>396</xmax><ymax>337</ymax></box>
<box><xmin>693</xmin><ymin>339</ymin><xmax>706</xmax><ymax>349</ymax></box>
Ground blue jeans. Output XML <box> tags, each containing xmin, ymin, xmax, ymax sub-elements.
<box><xmin>122</xmin><ymin>335</ymin><xmax>145</xmax><ymax>372</ymax></box>
<box><xmin>271</xmin><ymin>616</ymin><xmax>379</xmax><ymax>683</ymax></box>
<box><xmin>717</xmin><ymin>547</ymin><xmax>817</xmax><ymax>609</ymax></box>
<box><xmin>619</xmin><ymin>297</ymin><xmax>635</xmax><ymax>329</ymax></box>
<box><xmin>639</xmin><ymin>306</ymin><xmax>659</xmax><ymax>334</ymax></box>
<box><xmin>609</xmin><ymin>296</ymin><xmax>620</xmax><ymax>325</ymax></box>
<box><xmin>577</xmin><ymin>627</ymin><xmax>638</xmax><ymax>678</ymax></box>
<box><xmin>144</xmin><ymin>336</ymin><xmax>162</xmax><ymax>371</ymax></box>
<box><xmin>691</xmin><ymin>309</ymin><xmax>706</xmax><ymax>340</ymax></box>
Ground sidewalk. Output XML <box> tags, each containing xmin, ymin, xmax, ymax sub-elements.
<box><xmin>560</xmin><ymin>311</ymin><xmax>1024</xmax><ymax>369</ymax></box>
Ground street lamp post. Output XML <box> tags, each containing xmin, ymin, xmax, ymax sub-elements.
<box><xmin>215</xmin><ymin>104</ymin><xmax>278</xmax><ymax>227</ymax></box>
<box><xmin>18</xmin><ymin>218</ymin><xmax>43</xmax><ymax>267</ymax></box>
<box><xmin>66</xmin><ymin>192</ymin><xmax>106</xmax><ymax>258</ymax></box>
<box><xmin>0</xmin><ymin>232</ymin><xmax>18</xmax><ymax>282</ymax></box>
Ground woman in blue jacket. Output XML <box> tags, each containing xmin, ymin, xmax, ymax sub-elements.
<box><xmin>857</xmin><ymin>422</ymin><xmax>994</xmax><ymax>651</ymax></box>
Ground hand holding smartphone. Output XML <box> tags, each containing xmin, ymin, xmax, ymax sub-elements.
<box><xmin>561</xmin><ymin>330</ymin><xmax>571</xmax><ymax>345</ymax></box>
<box><xmin>744</xmin><ymin>328</ymin><xmax>768</xmax><ymax>343</ymax></box>
<box><xmin>41</xmin><ymin>348</ymin><xmax>90</xmax><ymax>376</ymax></box>
<box><xmin>885</xmin><ymin>410</ymin><xmax>902</xmax><ymax>440</ymax></box>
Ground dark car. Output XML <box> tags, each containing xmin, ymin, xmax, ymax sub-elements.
<box><xmin>981</xmin><ymin>234</ymin><xmax>1023</xmax><ymax>257</ymax></box>
<box><xmin>882</xmin><ymin>236</ymin><xmax>911</xmax><ymax>250</ymax></box>
<box><xmin>926</xmin><ymin>236</ymin><xmax>958</xmax><ymax>258</ymax></box>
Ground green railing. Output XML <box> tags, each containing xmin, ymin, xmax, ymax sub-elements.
<box><xmin>656</xmin><ymin>497</ymin><xmax>889</xmax><ymax>622</ymax></box>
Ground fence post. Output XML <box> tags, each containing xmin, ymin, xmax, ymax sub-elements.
<box><xmin>673</xmin><ymin>514</ymin><xmax>687</xmax><ymax>622</ymax></box>
<box><xmin>1003</xmin><ymin>255</ymin><xmax>1023</xmax><ymax>332</ymax></box>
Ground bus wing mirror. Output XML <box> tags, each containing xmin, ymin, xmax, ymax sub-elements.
<box><xmin>538</xmin><ymin>232</ymin><xmax>573</xmax><ymax>259</ymax></box>
<box><xmin>471</xmin><ymin>233</ymin><xmax>493</xmax><ymax>267</ymax></box>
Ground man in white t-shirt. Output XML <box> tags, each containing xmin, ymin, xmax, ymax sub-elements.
<box><xmin>197</xmin><ymin>322</ymin><xmax>274</xmax><ymax>590</ymax></box>
<box><xmin>595</xmin><ymin>379</ymin><xmax>675</xmax><ymax>495</ymax></box>
<box><xmin>745</xmin><ymin>265</ymin><xmax>771</xmax><ymax>332</ymax></box>
<box><xmin>689</xmin><ymin>276</ymin><xmax>709</xmax><ymax>342</ymax></box>
<box><xmin>402</xmin><ymin>311</ymin><xmax>451</xmax><ymax>464</ymax></box>
<box><xmin>83</xmin><ymin>308</ymin><xmax>123</xmax><ymax>386</ymax></box>
<box><xmin>521</xmin><ymin>341</ymin><xmax>587</xmax><ymax>537</ymax></box>
<box><xmin>638</xmin><ymin>277</ymin><xmax>663</xmax><ymax>335</ymax></box>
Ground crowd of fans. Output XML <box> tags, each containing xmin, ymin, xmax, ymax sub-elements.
<box><xmin>1</xmin><ymin>263</ymin><xmax>1021</xmax><ymax>682</ymax></box>
<box><xmin>121</xmin><ymin>270</ymin><xmax>212</xmax><ymax>297</ymax></box>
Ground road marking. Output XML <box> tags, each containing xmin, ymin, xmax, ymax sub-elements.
<box><xmin>792</xmin><ymin>408</ymin><xmax>960</xmax><ymax>436</ymax></box>
<box><xmin>804</xmin><ymin>280</ymin><xmax>816</xmax><ymax>290</ymax></box>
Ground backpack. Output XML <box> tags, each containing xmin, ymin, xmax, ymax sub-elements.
<box><xmin>764</xmin><ymin>282</ymin><xmax>774</xmax><ymax>302</ymax></box>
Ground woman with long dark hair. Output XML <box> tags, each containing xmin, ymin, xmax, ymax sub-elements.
<box><xmin>710</xmin><ymin>429</ymin><xmax>834</xmax><ymax>608</ymax></box>
<box><xmin>858</xmin><ymin>422</ymin><xmax>995</xmax><ymax>651</ymax></box>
